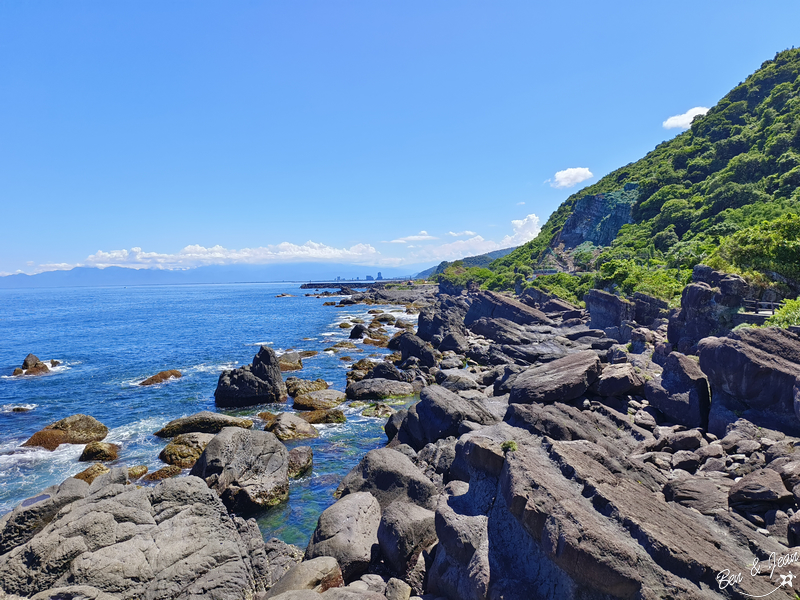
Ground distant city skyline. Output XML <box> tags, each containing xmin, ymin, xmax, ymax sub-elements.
<box><xmin>2</xmin><ymin>1</ymin><xmax>799</xmax><ymax>275</ymax></box>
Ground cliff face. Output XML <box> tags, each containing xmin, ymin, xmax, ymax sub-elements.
<box><xmin>552</xmin><ymin>183</ymin><xmax>639</xmax><ymax>250</ymax></box>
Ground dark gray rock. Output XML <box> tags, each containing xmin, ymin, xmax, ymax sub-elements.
<box><xmin>464</xmin><ymin>291</ymin><xmax>554</xmax><ymax>327</ymax></box>
<box><xmin>416</xmin><ymin>295</ymin><xmax>469</xmax><ymax>342</ymax></box>
<box><xmin>346</xmin><ymin>378</ymin><xmax>415</xmax><ymax>401</ymax></box>
<box><xmin>155</xmin><ymin>411</ymin><xmax>254</xmax><ymax>437</ymax></box>
<box><xmin>397</xmin><ymin>333</ymin><xmax>436</xmax><ymax>368</ymax></box>
<box><xmin>645</xmin><ymin>352</ymin><xmax>711</xmax><ymax>430</ymax></box>
<box><xmin>215</xmin><ymin>346</ymin><xmax>288</xmax><ymax>407</ymax></box>
<box><xmin>288</xmin><ymin>446</ymin><xmax>313</xmax><ymax>478</ymax></box>
<box><xmin>729</xmin><ymin>468</ymin><xmax>793</xmax><ymax>510</ymax></box>
<box><xmin>264</xmin><ymin>556</ymin><xmax>344</xmax><ymax>598</ymax></box>
<box><xmin>589</xmin><ymin>363</ymin><xmax>645</xmax><ymax>397</ymax></box>
<box><xmin>368</xmin><ymin>362</ymin><xmax>411</xmax><ymax>383</ymax></box>
<box><xmin>663</xmin><ymin>476</ymin><xmax>731</xmax><ymax>514</ymax></box>
<box><xmin>349</xmin><ymin>324</ymin><xmax>369</xmax><ymax>339</ymax></box>
<box><xmin>508</xmin><ymin>350</ymin><xmax>602</xmax><ymax>405</ymax></box>
<box><xmin>378</xmin><ymin>501</ymin><xmax>437</xmax><ymax>578</ymax></box>
<box><xmin>306</xmin><ymin>492</ymin><xmax>381</xmax><ymax>582</ymax></box>
<box><xmin>468</xmin><ymin>317</ymin><xmax>537</xmax><ymax>345</ymax></box>
<box><xmin>335</xmin><ymin>447</ymin><xmax>439</xmax><ymax>510</ymax></box>
<box><xmin>584</xmin><ymin>289</ymin><xmax>635</xmax><ymax>330</ymax></box>
<box><xmin>438</xmin><ymin>332</ymin><xmax>469</xmax><ymax>354</ymax></box>
<box><xmin>190</xmin><ymin>427</ymin><xmax>289</xmax><ymax>512</ymax></box>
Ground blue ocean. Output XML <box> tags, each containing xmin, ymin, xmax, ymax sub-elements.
<box><xmin>0</xmin><ymin>283</ymin><xmax>415</xmax><ymax>546</ymax></box>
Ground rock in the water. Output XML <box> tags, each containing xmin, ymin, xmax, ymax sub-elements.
<box><xmin>267</xmin><ymin>413</ymin><xmax>320</xmax><ymax>441</ymax></box>
<box><xmin>336</xmin><ymin>447</ymin><xmax>438</xmax><ymax>510</ymax></box>
<box><xmin>22</xmin><ymin>353</ymin><xmax>40</xmax><ymax>370</ymax></box>
<box><xmin>286</xmin><ymin>377</ymin><xmax>329</xmax><ymax>397</ymax></box>
<box><xmin>288</xmin><ymin>446</ymin><xmax>313</xmax><ymax>478</ymax></box>
<box><xmin>79</xmin><ymin>441</ymin><xmax>120</xmax><ymax>462</ymax></box>
<box><xmin>72</xmin><ymin>463</ymin><xmax>110</xmax><ymax>484</ymax></box>
<box><xmin>214</xmin><ymin>345</ymin><xmax>288</xmax><ymax>407</ymax></box>
<box><xmin>362</xmin><ymin>403</ymin><xmax>396</xmax><ymax>418</ymax></box>
<box><xmin>0</xmin><ymin>475</ymin><xmax>281</xmax><ymax>599</ymax></box>
<box><xmin>279</xmin><ymin>351</ymin><xmax>303</xmax><ymax>372</ymax></box>
<box><xmin>293</xmin><ymin>389</ymin><xmax>346</xmax><ymax>411</ymax></box>
<box><xmin>306</xmin><ymin>492</ymin><xmax>381</xmax><ymax>581</ymax></box>
<box><xmin>645</xmin><ymin>352</ymin><xmax>711</xmax><ymax>429</ymax></box>
<box><xmin>350</xmin><ymin>324</ymin><xmax>370</xmax><ymax>339</ymax></box>
<box><xmin>299</xmin><ymin>409</ymin><xmax>346</xmax><ymax>424</ymax></box>
<box><xmin>154</xmin><ymin>411</ymin><xmax>253</xmax><ymax>438</ymax></box>
<box><xmin>140</xmin><ymin>369</ymin><xmax>182</xmax><ymax>386</ymax></box>
<box><xmin>143</xmin><ymin>464</ymin><xmax>182</xmax><ymax>481</ymax></box>
<box><xmin>159</xmin><ymin>432</ymin><xmax>216</xmax><ymax>467</ymax></box>
<box><xmin>397</xmin><ymin>333</ymin><xmax>436</xmax><ymax>368</ymax></box>
<box><xmin>508</xmin><ymin>350</ymin><xmax>602</xmax><ymax>405</ymax></box>
<box><xmin>190</xmin><ymin>427</ymin><xmax>289</xmax><ymax>511</ymax></box>
<box><xmin>589</xmin><ymin>363</ymin><xmax>645</xmax><ymax>397</ymax></box>
<box><xmin>128</xmin><ymin>465</ymin><xmax>148</xmax><ymax>480</ymax></box>
<box><xmin>23</xmin><ymin>414</ymin><xmax>109</xmax><ymax>451</ymax></box>
<box><xmin>264</xmin><ymin>556</ymin><xmax>344</xmax><ymax>598</ymax></box>
<box><xmin>346</xmin><ymin>378</ymin><xmax>415</xmax><ymax>401</ymax></box>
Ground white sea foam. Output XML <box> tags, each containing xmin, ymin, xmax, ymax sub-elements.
<box><xmin>184</xmin><ymin>361</ymin><xmax>237</xmax><ymax>375</ymax></box>
<box><xmin>321</xmin><ymin>332</ymin><xmax>336</xmax><ymax>337</ymax></box>
<box><xmin>246</xmin><ymin>341</ymin><xmax>274</xmax><ymax>346</ymax></box>
<box><xmin>0</xmin><ymin>403</ymin><xmax>38</xmax><ymax>413</ymax></box>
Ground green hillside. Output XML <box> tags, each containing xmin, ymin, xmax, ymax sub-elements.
<box><xmin>475</xmin><ymin>48</ymin><xmax>800</xmax><ymax>302</ymax></box>
<box><xmin>415</xmin><ymin>247</ymin><xmax>516</xmax><ymax>280</ymax></box>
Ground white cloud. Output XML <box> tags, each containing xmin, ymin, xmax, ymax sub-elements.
<box><xmin>500</xmin><ymin>214</ymin><xmax>541</xmax><ymax>247</ymax></box>
<box><xmin>516</xmin><ymin>202</ymin><xmax>525</xmax><ymax>206</ymax></box>
<box><xmin>385</xmin><ymin>230</ymin><xmax>438</xmax><ymax>244</ymax></box>
<box><xmin>551</xmin><ymin>167</ymin><xmax>593</xmax><ymax>189</ymax></box>
<box><xmin>34</xmin><ymin>241</ymin><xmax>381</xmax><ymax>273</ymax></box>
<box><xmin>447</xmin><ymin>230</ymin><xmax>476</xmax><ymax>237</ymax></box>
<box><xmin>662</xmin><ymin>106</ymin><xmax>709</xmax><ymax>130</ymax></box>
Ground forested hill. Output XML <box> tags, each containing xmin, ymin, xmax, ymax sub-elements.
<box><xmin>476</xmin><ymin>48</ymin><xmax>800</xmax><ymax>300</ymax></box>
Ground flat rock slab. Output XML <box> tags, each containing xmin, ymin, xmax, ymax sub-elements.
<box><xmin>509</xmin><ymin>350</ymin><xmax>602</xmax><ymax>404</ymax></box>
<box><xmin>22</xmin><ymin>414</ymin><xmax>109</xmax><ymax>451</ymax></box>
<box><xmin>346</xmin><ymin>378</ymin><xmax>414</xmax><ymax>401</ymax></box>
<box><xmin>267</xmin><ymin>413</ymin><xmax>320</xmax><ymax>441</ymax></box>
<box><xmin>154</xmin><ymin>411</ymin><xmax>253</xmax><ymax>438</ymax></box>
<box><xmin>293</xmin><ymin>389</ymin><xmax>346</xmax><ymax>411</ymax></box>
<box><xmin>190</xmin><ymin>427</ymin><xmax>289</xmax><ymax>512</ymax></box>
<box><xmin>286</xmin><ymin>377</ymin><xmax>329</xmax><ymax>397</ymax></box>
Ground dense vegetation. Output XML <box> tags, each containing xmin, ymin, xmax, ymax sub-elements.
<box><xmin>442</xmin><ymin>49</ymin><xmax>800</xmax><ymax>304</ymax></box>
<box><xmin>416</xmin><ymin>247</ymin><xmax>515</xmax><ymax>280</ymax></box>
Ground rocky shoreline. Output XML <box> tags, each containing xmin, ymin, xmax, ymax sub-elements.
<box><xmin>3</xmin><ymin>275</ymin><xmax>800</xmax><ymax>599</ymax></box>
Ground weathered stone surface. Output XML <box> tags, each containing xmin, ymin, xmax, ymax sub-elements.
<box><xmin>154</xmin><ymin>411</ymin><xmax>253</xmax><ymax>438</ymax></box>
<box><xmin>336</xmin><ymin>447</ymin><xmax>438</xmax><ymax>510</ymax></box>
<box><xmin>584</xmin><ymin>289</ymin><xmax>635</xmax><ymax>330</ymax></box>
<box><xmin>159</xmin><ymin>432</ymin><xmax>215</xmax><ymax>468</ymax></box>
<box><xmin>464</xmin><ymin>291</ymin><xmax>554</xmax><ymax>328</ymax></box>
<box><xmin>729</xmin><ymin>468</ymin><xmax>793</xmax><ymax>509</ymax></box>
<box><xmin>468</xmin><ymin>317</ymin><xmax>537</xmax><ymax>346</ymax></box>
<box><xmin>79</xmin><ymin>441</ymin><xmax>119</xmax><ymax>462</ymax></box>
<box><xmin>299</xmin><ymin>409</ymin><xmax>346</xmax><ymax>424</ymax></box>
<box><xmin>288</xmin><ymin>446</ymin><xmax>313</xmax><ymax>478</ymax></box>
<box><xmin>267</xmin><ymin>413</ymin><xmax>320</xmax><ymax>441</ymax></box>
<box><xmin>396</xmin><ymin>385</ymin><xmax>497</xmax><ymax>451</ymax></box>
<box><xmin>140</xmin><ymin>369</ymin><xmax>182</xmax><ymax>386</ymax></box>
<box><xmin>264</xmin><ymin>556</ymin><xmax>344</xmax><ymax>598</ymax></box>
<box><xmin>190</xmin><ymin>427</ymin><xmax>289</xmax><ymax>512</ymax></box>
<box><xmin>397</xmin><ymin>333</ymin><xmax>436</xmax><ymax>368</ymax></box>
<box><xmin>346</xmin><ymin>378</ymin><xmax>415</xmax><ymax>401</ymax></box>
<box><xmin>286</xmin><ymin>377</ymin><xmax>329</xmax><ymax>398</ymax></box>
<box><xmin>214</xmin><ymin>346</ymin><xmax>288</xmax><ymax>407</ymax></box>
<box><xmin>416</xmin><ymin>295</ymin><xmax>469</xmax><ymax>342</ymax></box>
<box><xmin>508</xmin><ymin>350</ymin><xmax>602</xmax><ymax>405</ymax></box>
<box><xmin>377</xmin><ymin>501</ymin><xmax>437</xmax><ymax>578</ymax></box>
<box><xmin>663</xmin><ymin>476</ymin><xmax>731</xmax><ymax>514</ymax></box>
<box><xmin>349</xmin><ymin>324</ymin><xmax>369</xmax><ymax>339</ymax></box>
<box><xmin>438</xmin><ymin>331</ymin><xmax>469</xmax><ymax>354</ymax></box>
<box><xmin>306</xmin><ymin>492</ymin><xmax>381</xmax><ymax>581</ymax></box>
<box><xmin>127</xmin><ymin>465</ymin><xmax>148</xmax><ymax>480</ymax></box>
<box><xmin>0</xmin><ymin>475</ymin><xmax>280</xmax><ymax>600</ymax></box>
<box><xmin>22</xmin><ymin>353</ymin><xmax>40</xmax><ymax>370</ymax></box>
<box><xmin>293</xmin><ymin>389</ymin><xmax>346</xmax><ymax>411</ymax></box>
<box><xmin>645</xmin><ymin>352</ymin><xmax>711</xmax><ymax>430</ymax></box>
<box><xmin>72</xmin><ymin>463</ymin><xmax>110</xmax><ymax>484</ymax></box>
<box><xmin>23</xmin><ymin>414</ymin><xmax>109</xmax><ymax>451</ymax></box>
<box><xmin>589</xmin><ymin>363</ymin><xmax>645</xmax><ymax>397</ymax></box>
<box><xmin>143</xmin><ymin>464</ymin><xmax>181</xmax><ymax>481</ymax></box>
<box><xmin>699</xmin><ymin>327</ymin><xmax>800</xmax><ymax>430</ymax></box>
<box><xmin>368</xmin><ymin>361</ymin><xmax>410</xmax><ymax>382</ymax></box>
<box><xmin>362</xmin><ymin>402</ymin><xmax>396</xmax><ymax>418</ymax></box>
<box><xmin>279</xmin><ymin>352</ymin><xmax>303</xmax><ymax>372</ymax></box>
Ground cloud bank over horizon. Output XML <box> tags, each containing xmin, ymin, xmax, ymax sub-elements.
<box><xmin>10</xmin><ymin>214</ymin><xmax>543</xmax><ymax>276</ymax></box>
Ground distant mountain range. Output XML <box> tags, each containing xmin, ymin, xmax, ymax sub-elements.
<box><xmin>415</xmin><ymin>247</ymin><xmax>516</xmax><ymax>279</ymax></box>
<box><xmin>0</xmin><ymin>263</ymin><xmax>436</xmax><ymax>289</ymax></box>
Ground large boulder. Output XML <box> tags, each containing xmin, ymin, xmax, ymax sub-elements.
<box><xmin>159</xmin><ymin>432</ymin><xmax>216</xmax><ymax>467</ymax></box>
<box><xmin>698</xmin><ymin>327</ymin><xmax>800</xmax><ymax>432</ymax></box>
<box><xmin>396</xmin><ymin>385</ymin><xmax>497</xmax><ymax>450</ymax></box>
<box><xmin>416</xmin><ymin>295</ymin><xmax>469</xmax><ymax>342</ymax></box>
<box><xmin>345</xmin><ymin>378</ymin><xmax>415</xmax><ymax>401</ymax></box>
<box><xmin>335</xmin><ymin>447</ymin><xmax>439</xmax><ymax>510</ymax></box>
<box><xmin>729</xmin><ymin>468</ymin><xmax>793</xmax><ymax>513</ymax></box>
<box><xmin>468</xmin><ymin>317</ymin><xmax>537</xmax><ymax>345</ymax></box>
<box><xmin>583</xmin><ymin>289</ymin><xmax>635</xmax><ymax>330</ymax></box>
<box><xmin>397</xmin><ymin>333</ymin><xmax>436</xmax><ymax>368</ymax></box>
<box><xmin>190</xmin><ymin>427</ymin><xmax>289</xmax><ymax>512</ymax></box>
<box><xmin>22</xmin><ymin>414</ymin><xmax>109</xmax><ymax>451</ymax></box>
<box><xmin>0</xmin><ymin>474</ymin><xmax>283</xmax><ymax>599</ymax></box>
<box><xmin>645</xmin><ymin>352</ymin><xmax>711</xmax><ymax>429</ymax></box>
<box><xmin>464</xmin><ymin>291</ymin><xmax>554</xmax><ymax>327</ymax></box>
<box><xmin>377</xmin><ymin>501</ymin><xmax>437</xmax><ymax>578</ymax></box>
<box><xmin>508</xmin><ymin>350</ymin><xmax>602</xmax><ymax>405</ymax></box>
<box><xmin>154</xmin><ymin>411</ymin><xmax>253</xmax><ymax>438</ymax></box>
<box><xmin>293</xmin><ymin>389</ymin><xmax>346</xmax><ymax>411</ymax></box>
<box><xmin>288</xmin><ymin>446</ymin><xmax>313</xmax><ymax>478</ymax></box>
<box><xmin>306</xmin><ymin>492</ymin><xmax>381</xmax><ymax>581</ymax></box>
<box><xmin>79</xmin><ymin>441</ymin><xmax>119</xmax><ymax>462</ymax></box>
<box><xmin>267</xmin><ymin>413</ymin><xmax>320</xmax><ymax>441</ymax></box>
<box><xmin>589</xmin><ymin>363</ymin><xmax>645</xmax><ymax>397</ymax></box>
<box><xmin>264</xmin><ymin>556</ymin><xmax>344</xmax><ymax>598</ymax></box>
<box><xmin>214</xmin><ymin>346</ymin><xmax>288</xmax><ymax>407</ymax></box>
<box><xmin>286</xmin><ymin>377</ymin><xmax>329</xmax><ymax>398</ymax></box>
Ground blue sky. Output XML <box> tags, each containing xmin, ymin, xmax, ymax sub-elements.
<box><xmin>1</xmin><ymin>1</ymin><xmax>799</xmax><ymax>275</ymax></box>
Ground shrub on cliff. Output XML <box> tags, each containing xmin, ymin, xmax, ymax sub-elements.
<box><xmin>765</xmin><ymin>297</ymin><xmax>800</xmax><ymax>328</ymax></box>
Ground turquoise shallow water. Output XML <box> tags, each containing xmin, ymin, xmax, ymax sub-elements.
<box><xmin>0</xmin><ymin>282</ymin><xmax>416</xmax><ymax>547</ymax></box>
